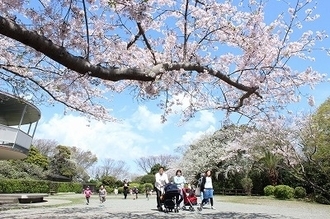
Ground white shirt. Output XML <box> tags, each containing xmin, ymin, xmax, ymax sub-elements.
<box><xmin>155</xmin><ymin>172</ymin><xmax>169</xmax><ymax>190</ymax></box>
<box><xmin>204</xmin><ymin>176</ymin><xmax>213</xmax><ymax>189</ymax></box>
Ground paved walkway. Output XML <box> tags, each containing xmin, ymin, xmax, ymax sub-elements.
<box><xmin>0</xmin><ymin>194</ymin><xmax>329</xmax><ymax>219</ymax></box>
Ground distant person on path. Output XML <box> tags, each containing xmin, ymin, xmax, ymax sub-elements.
<box><xmin>123</xmin><ymin>179</ymin><xmax>129</xmax><ymax>199</ymax></box>
<box><xmin>83</xmin><ymin>186</ymin><xmax>92</xmax><ymax>205</ymax></box>
<box><xmin>198</xmin><ymin>170</ymin><xmax>215</xmax><ymax>211</ymax></box>
<box><xmin>145</xmin><ymin>188</ymin><xmax>150</xmax><ymax>200</ymax></box>
<box><xmin>132</xmin><ymin>186</ymin><xmax>139</xmax><ymax>200</ymax></box>
<box><xmin>99</xmin><ymin>185</ymin><xmax>107</xmax><ymax>204</ymax></box>
<box><xmin>154</xmin><ymin>167</ymin><xmax>169</xmax><ymax>211</ymax></box>
<box><xmin>114</xmin><ymin>187</ymin><xmax>118</xmax><ymax>196</ymax></box>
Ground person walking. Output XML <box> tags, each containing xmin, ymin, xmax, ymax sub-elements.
<box><xmin>145</xmin><ymin>187</ymin><xmax>150</xmax><ymax>201</ymax></box>
<box><xmin>114</xmin><ymin>187</ymin><xmax>118</xmax><ymax>196</ymax></box>
<box><xmin>83</xmin><ymin>186</ymin><xmax>92</xmax><ymax>205</ymax></box>
<box><xmin>99</xmin><ymin>185</ymin><xmax>107</xmax><ymax>204</ymax></box>
<box><xmin>198</xmin><ymin>170</ymin><xmax>215</xmax><ymax>211</ymax></box>
<box><xmin>132</xmin><ymin>186</ymin><xmax>139</xmax><ymax>200</ymax></box>
<box><xmin>154</xmin><ymin>166</ymin><xmax>169</xmax><ymax>211</ymax></box>
<box><xmin>173</xmin><ymin>169</ymin><xmax>186</xmax><ymax>208</ymax></box>
<box><xmin>123</xmin><ymin>179</ymin><xmax>129</xmax><ymax>199</ymax></box>
<box><xmin>197</xmin><ymin>172</ymin><xmax>205</xmax><ymax>204</ymax></box>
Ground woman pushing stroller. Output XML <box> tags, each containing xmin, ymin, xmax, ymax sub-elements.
<box><xmin>173</xmin><ymin>169</ymin><xmax>186</xmax><ymax>208</ymax></box>
<box><xmin>155</xmin><ymin>166</ymin><xmax>169</xmax><ymax>211</ymax></box>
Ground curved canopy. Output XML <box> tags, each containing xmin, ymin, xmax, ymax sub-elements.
<box><xmin>0</xmin><ymin>92</ymin><xmax>41</xmax><ymax>126</ymax></box>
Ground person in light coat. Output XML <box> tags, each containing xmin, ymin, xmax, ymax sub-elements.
<box><xmin>154</xmin><ymin>167</ymin><xmax>169</xmax><ymax>211</ymax></box>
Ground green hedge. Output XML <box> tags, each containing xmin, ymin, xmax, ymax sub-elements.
<box><xmin>294</xmin><ymin>186</ymin><xmax>307</xmax><ymax>199</ymax></box>
<box><xmin>0</xmin><ymin>179</ymin><xmax>82</xmax><ymax>193</ymax></box>
<box><xmin>263</xmin><ymin>185</ymin><xmax>275</xmax><ymax>196</ymax></box>
<box><xmin>274</xmin><ymin>185</ymin><xmax>294</xmax><ymax>200</ymax></box>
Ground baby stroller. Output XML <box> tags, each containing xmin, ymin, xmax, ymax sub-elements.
<box><xmin>161</xmin><ymin>183</ymin><xmax>183</xmax><ymax>213</ymax></box>
<box><xmin>181</xmin><ymin>187</ymin><xmax>198</xmax><ymax>211</ymax></box>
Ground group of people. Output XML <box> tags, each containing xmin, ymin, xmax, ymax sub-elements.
<box><xmin>83</xmin><ymin>180</ymin><xmax>140</xmax><ymax>205</ymax></box>
<box><xmin>154</xmin><ymin>166</ymin><xmax>215</xmax><ymax>211</ymax></box>
<box><xmin>83</xmin><ymin>167</ymin><xmax>216</xmax><ymax>210</ymax></box>
<box><xmin>83</xmin><ymin>185</ymin><xmax>107</xmax><ymax>205</ymax></box>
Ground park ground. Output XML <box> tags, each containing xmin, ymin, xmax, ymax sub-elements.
<box><xmin>0</xmin><ymin>193</ymin><xmax>330</xmax><ymax>219</ymax></box>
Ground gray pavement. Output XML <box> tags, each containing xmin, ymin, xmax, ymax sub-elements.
<box><xmin>0</xmin><ymin>194</ymin><xmax>329</xmax><ymax>219</ymax></box>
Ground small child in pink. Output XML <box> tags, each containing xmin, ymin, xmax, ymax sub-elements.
<box><xmin>84</xmin><ymin>186</ymin><xmax>92</xmax><ymax>205</ymax></box>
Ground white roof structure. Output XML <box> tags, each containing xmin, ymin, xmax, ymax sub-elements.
<box><xmin>0</xmin><ymin>92</ymin><xmax>41</xmax><ymax>159</ymax></box>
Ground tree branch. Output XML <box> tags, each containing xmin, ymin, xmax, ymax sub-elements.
<box><xmin>82</xmin><ymin>0</ymin><xmax>90</xmax><ymax>59</ymax></box>
<box><xmin>0</xmin><ymin>15</ymin><xmax>261</xmax><ymax>99</ymax></box>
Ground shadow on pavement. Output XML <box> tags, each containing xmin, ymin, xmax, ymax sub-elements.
<box><xmin>16</xmin><ymin>207</ymin><xmax>287</xmax><ymax>219</ymax></box>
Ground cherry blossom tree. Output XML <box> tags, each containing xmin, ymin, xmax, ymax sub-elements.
<box><xmin>0</xmin><ymin>0</ymin><xmax>327</xmax><ymax>121</ymax></box>
<box><xmin>176</xmin><ymin>125</ymin><xmax>256</xmax><ymax>181</ymax></box>
<box><xmin>178</xmin><ymin>114</ymin><xmax>330</xmax><ymax>198</ymax></box>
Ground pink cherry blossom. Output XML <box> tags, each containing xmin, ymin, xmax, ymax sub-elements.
<box><xmin>0</xmin><ymin>0</ymin><xmax>327</xmax><ymax>122</ymax></box>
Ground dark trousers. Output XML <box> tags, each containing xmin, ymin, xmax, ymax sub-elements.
<box><xmin>156</xmin><ymin>188</ymin><xmax>162</xmax><ymax>208</ymax></box>
<box><xmin>201</xmin><ymin>197</ymin><xmax>213</xmax><ymax>206</ymax></box>
<box><xmin>123</xmin><ymin>189</ymin><xmax>128</xmax><ymax>199</ymax></box>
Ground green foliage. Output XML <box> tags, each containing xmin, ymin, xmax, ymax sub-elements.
<box><xmin>143</xmin><ymin>183</ymin><xmax>153</xmax><ymax>192</ymax></box>
<box><xmin>129</xmin><ymin>182</ymin><xmax>140</xmax><ymax>190</ymax></box>
<box><xmin>274</xmin><ymin>185</ymin><xmax>294</xmax><ymax>200</ymax></box>
<box><xmin>117</xmin><ymin>186</ymin><xmax>124</xmax><ymax>194</ymax></box>
<box><xmin>0</xmin><ymin>178</ymin><xmax>83</xmax><ymax>194</ymax></box>
<box><xmin>0</xmin><ymin>160</ymin><xmax>46</xmax><ymax>180</ymax></box>
<box><xmin>104</xmin><ymin>185</ymin><xmax>113</xmax><ymax>194</ymax></box>
<box><xmin>241</xmin><ymin>177</ymin><xmax>253</xmax><ymax>195</ymax></box>
<box><xmin>115</xmin><ymin>180</ymin><xmax>123</xmax><ymax>187</ymax></box>
<box><xmin>140</xmin><ymin>174</ymin><xmax>155</xmax><ymax>184</ymax></box>
<box><xmin>100</xmin><ymin>175</ymin><xmax>117</xmax><ymax>187</ymax></box>
<box><xmin>49</xmin><ymin>145</ymin><xmax>77</xmax><ymax>180</ymax></box>
<box><xmin>149</xmin><ymin>164</ymin><xmax>164</xmax><ymax>175</ymax></box>
<box><xmin>299</xmin><ymin>98</ymin><xmax>330</xmax><ymax>199</ymax></box>
<box><xmin>314</xmin><ymin>194</ymin><xmax>330</xmax><ymax>205</ymax></box>
<box><xmin>258</xmin><ymin>151</ymin><xmax>282</xmax><ymax>186</ymax></box>
<box><xmin>249</xmin><ymin>169</ymin><xmax>270</xmax><ymax>195</ymax></box>
<box><xmin>294</xmin><ymin>186</ymin><xmax>307</xmax><ymax>199</ymax></box>
<box><xmin>24</xmin><ymin>146</ymin><xmax>49</xmax><ymax>170</ymax></box>
<box><xmin>57</xmin><ymin>182</ymin><xmax>82</xmax><ymax>193</ymax></box>
<box><xmin>264</xmin><ymin>185</ymin><xmax>275</xmax><ymax>196</ymax></box>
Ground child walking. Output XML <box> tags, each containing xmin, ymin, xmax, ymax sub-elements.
<box><xmin>99</xmin><ymin>185</ymin><xmax>107</xmax><ymax>204</ymax></box>
<box><xmin>84</xmin><ymin>186</ymin><xmax>92</xmax><ymax>205</ymax></box>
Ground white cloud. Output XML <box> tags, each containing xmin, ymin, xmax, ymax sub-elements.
<box><xmin>190</xmin><ymin>110</ymin><xmax>216</xmax><ymax>129</ymax></box>
<box><xmin>35</xmin><ymin>114</ymin><xmax>152</xmax><ymax>170</ymax></box>
<box><xmin>35</xmin><ymin>106</ymin><xmax>219</xmax><ymax>174</ymax></box>
<box><xmin>131</xmin><ymin>105</ymin><xmax>165</xmax><ymax>132</ymax></box>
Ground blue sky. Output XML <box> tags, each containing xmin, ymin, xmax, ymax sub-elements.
<box><xmin>33</xmin><ymin>1</ymin><xmax>330</xmax><ymax>175</ymax></box>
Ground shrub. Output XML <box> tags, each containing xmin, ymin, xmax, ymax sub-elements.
<box><xmin>117</xmin><ymin>186</ymin><xmax>124</xmax><ymax>194</ymax></box>
<box><xmin>241</xmin><ymin>177</ymin><xmax>253</xmax><ymax>195</ymax></box>
<box><xmin>57</xmin><ymin>182</ymin><xmax>82</xmax><ymax>193</ymax></box>
<box><xmin>263</xmin><ymin>185</ymin><xmax>275</xmax><ymax>196</ymax></box>
<box><xmin>294</xmin><ymin>186</ymin><xmax>306</xmax><ymax>199</ymax></box>
<box><xmin>139</xmin><ymin>175</ymin><xmax>155</xmax><ymax>184</ymax></box>
<box><xmin>104</xmin><ymin>185</ymin><xmax>113</xmax><ymax>194</ymax></box>
<box><xmin>314</xmin><ymin>194</ymin><xmax>330</xmax><ymax>205</ymax></box>
<box><xmin>274</xmin><ymin>185</ymin><xmax>294</xmax><ymax>200</ymax></box>
<box><xmin>128</xmin><ymin>182</ymin><xmax>141</xmax><ymax>193</ymax></box>
<box><xmin>0</xmin><ymin>179</ymin><xmax>83</xmax><ymax>193</ymax></box>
